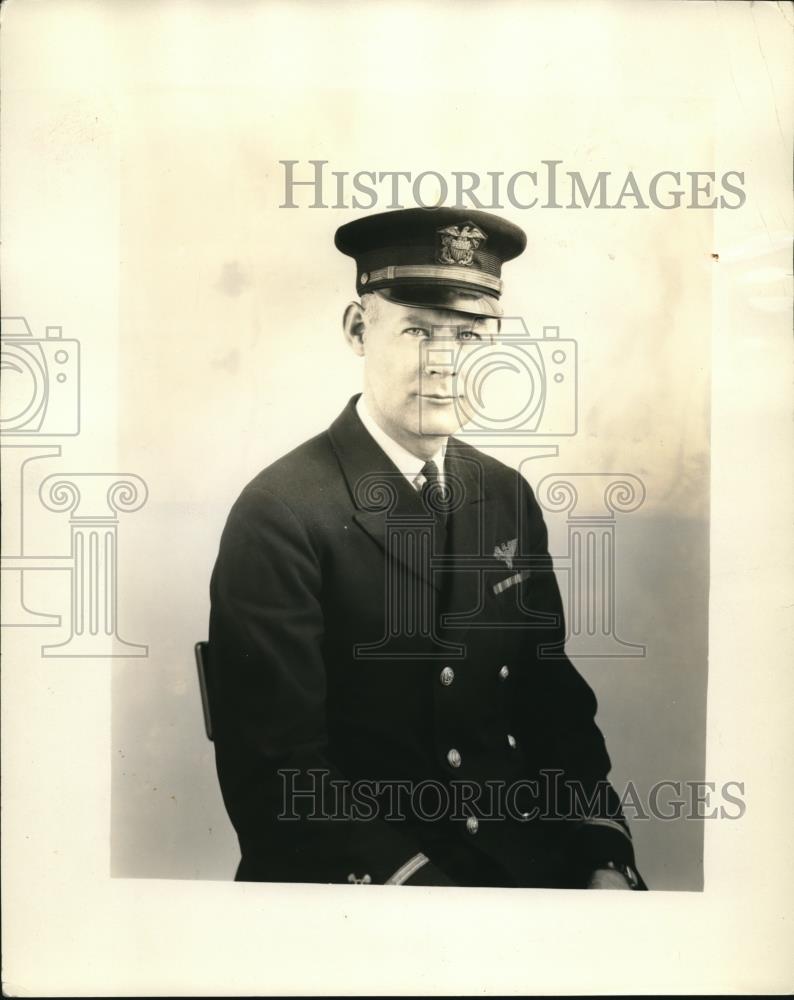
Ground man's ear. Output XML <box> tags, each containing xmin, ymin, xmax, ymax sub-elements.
<box><xmin>343</xmin><ymin>301</ymin><xmax>366</xmax><ymax>357</ymax></box>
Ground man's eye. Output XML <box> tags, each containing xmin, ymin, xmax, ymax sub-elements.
<box><xmin>458</xmin><ymin>330</ymin><xmax>482</xmax><ymax>342</ymax></box>
<box><xmin>403</xmin><ymin>327</ymin><xmax>429</xmax><ymax>338</ymax></box>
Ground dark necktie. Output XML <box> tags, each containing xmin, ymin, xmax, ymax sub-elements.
<box><xmin>420</xmin><ymin>459</ymin><xmax>444</xmax><ymax>512</ymax></box>
<box><xmin>420</xmin><ymin>459</ymin><xmax>450</xmax><ymax>553</ymax></box>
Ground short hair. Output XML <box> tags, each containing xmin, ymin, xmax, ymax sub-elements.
<box><xmin>360</xmin><ymin>291</ymin><xmax>381</xmax><ymax>322</ymax></box>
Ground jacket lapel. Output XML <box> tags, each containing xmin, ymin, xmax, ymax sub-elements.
<box><xmin>327</xmin><ymin>396</ymin><xmax>495</xmax><ymax>611</ymax></box>
<box><xmin>328</xmin><ymin>396</ymin><xmax>441</xmax><ymax>592</ymax></box>
<box><xmin>437</xmin><ymin>439</ymin><xmax>488</xmax><ymax>630</ymax></box>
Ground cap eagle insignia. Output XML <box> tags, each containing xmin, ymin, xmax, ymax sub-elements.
<box><xmin>493</xmin><ymin>537</ymin><xmax>518</xmax><ymax>570</ymax></box>
<box><xmin>437</xmin><ymin>223</ymin><xmax>487</xmax><ymax>266</ymax></box>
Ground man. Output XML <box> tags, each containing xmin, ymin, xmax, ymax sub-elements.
<box><xmin>208</xmin><ymin>207</ymin><xmax>646</xmax><ymax>889</ymax></box>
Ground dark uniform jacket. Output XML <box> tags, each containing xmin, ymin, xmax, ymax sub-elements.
<box><xmin>208</xmin><ymin>394</ymin><xmax>644</xmax><ymax>888</ymax></box>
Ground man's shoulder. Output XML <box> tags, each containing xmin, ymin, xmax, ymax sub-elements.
<box><xmin>448</xmin><ymin>436</ymin><xmax>534</xmax><ymax>495</ymax></box>
<box><xmin>230</xmin><ymin>429</ymin><xmax>341</xmax><ymax>519</ymax></box>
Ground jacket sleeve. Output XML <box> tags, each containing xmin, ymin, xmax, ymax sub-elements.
<box><xmin>208</xmin><ymin>483</ymin><xmax>454</xmax><ymax>886</ymax></box>
<box><xmin>510</xmin><ymin>474</ymin><xmax>645</xmax><ymax>887</ymax></box>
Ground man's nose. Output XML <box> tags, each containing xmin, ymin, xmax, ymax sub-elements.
<box><xmin>423</xmin><ymin>332</ymin><xmax>458</xmax><ymax>376</ymax></box>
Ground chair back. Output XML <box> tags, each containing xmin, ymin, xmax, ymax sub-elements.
<box><xmin>194</xmin><ymin>640</ymin><xmax>214</xmax><ymax>741</ymax></box>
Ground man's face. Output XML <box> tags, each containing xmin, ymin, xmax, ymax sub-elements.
<box><xmin>345</xmin><ymin>292</ymin><xmax>499</xmax><ymax>455</ymax></box>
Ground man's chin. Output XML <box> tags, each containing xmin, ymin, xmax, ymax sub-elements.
<box><xmin>416</xmin><ymin>409</ymin><xmax>466</xmax><ymax>438</ymax></box>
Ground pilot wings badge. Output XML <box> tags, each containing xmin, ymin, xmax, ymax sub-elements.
<box><xmin>493</xmin><ymin>538</ymin><xmax>518</xmax><ymax>570</ymax></box>
<box><xmin>437</xmin><ymin>223</ymin><xmax>486</xmax><ymax>266</ymax></box>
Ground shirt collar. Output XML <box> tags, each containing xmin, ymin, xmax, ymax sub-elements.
<box><xmin>356</xmin><ymin>395</ymin><xmax>446</xmax><ymax>486</ymax></box>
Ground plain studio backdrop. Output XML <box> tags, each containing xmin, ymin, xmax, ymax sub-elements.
<box><xmin>5</xmin><ymin>1</ymin><xmax>794</xmax><ymax>994</ymax></box>
<box><xmin>91</xmin><ymin>12</ymin><xmax>719</xmax><ymax>891</ymax></box>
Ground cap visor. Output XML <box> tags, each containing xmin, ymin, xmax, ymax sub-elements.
<box><xmin>375</xmin><ymin>284</ymin><xmax>503</xmax><ymax>319</ymax></box>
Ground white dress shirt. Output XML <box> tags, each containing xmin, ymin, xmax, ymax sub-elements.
<box><xmin>356</xmin><ymin>395</ymin><xmax>446</xmax><ymax>492</ymax></box>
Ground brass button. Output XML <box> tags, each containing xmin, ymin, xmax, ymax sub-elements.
<box><xmin>466</xmin><ymin>816</ymin><xmax>479</xmax><ymax>834</ymax></box>
<box><xmin>440</xmin><ymin>666</ymin><xmax>455</xmax><ymax>686</ymax></box>
<box><xmin>447</xmin><ymin>748</ymin><xmax>462</xmax><ymax>768</ymax></box>
<box><xmin>507</xmin><ymin>733</ymin><xmax>517</xmax><ymax>749</ymax></box>
<box><xmin>360</xmin><ymin>272</ymin><xmax>369</xmax><ymax>285</ymax></box>
<box><xmin>499</xmin><ymin>665</ymin><xmax>510</xmax><ymax>680</ymax></box>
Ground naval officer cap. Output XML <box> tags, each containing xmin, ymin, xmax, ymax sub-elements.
<box><xmin>334</xmin><ymin>207</ymin><xmax>527</xmax><ymax>318</ymax></box>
